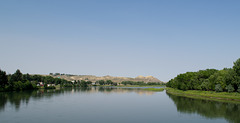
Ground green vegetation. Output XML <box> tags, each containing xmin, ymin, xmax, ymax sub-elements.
<box><xmin>115</xmin><ymin>84</ymin><xmax>165</xmax><ymax>87</ymax></box>
<box><xmin>121</xmin><ymin>81</ymin><xmax>164</xmax><ymax>86</ymax></box>
<box><xmin>44</xmin><ymin>84</ymin><xmax>56</xmax><ymax>89</ymax></box>
<box><xmin>0</xmin><ymin>69</ymin><xmax>73</xmax><ymax>92</ymax></box>
<box><xmin>95</xmin><ymin>83</ymin><xmax>165</xmax><ymax>87</ymax></box>
<box><xmin>166</xmin><ymin>88</ymin><xmax>240</xmax><ymax>102</ymax></box>
<box><xmin>167</xmin><ymin>92</ymin><xmax>240</xmax><ymax>123</ymax></box>
<box><xmin>63</xmin><ymin>80</ymin><xmax>92</xmax><ymax>88</ymax></box>
<box><xmin>63</xmin><ymin>84</ymin><xmax>73</xmax><ymax>88</ymax></box>
<box><xmin>144</xmin><ymin>88</ymin><xmax>164</xmax><ymax>91</ymax></box>
<box><xmin>95</xmin><ymin>80</ymin><xmax>117</xmax><ymax>86</ymax></box>
<box><xmin>0</xmin><ymin>68</ymin><xmax>163</xmax><ymax>92</ymax></box>
<box><xmin>79</xmin><ymin>80</ymin><xmax>88</xmax><ymax>87</ymax></box>
<box><xmin>166</xmin><ymin>58</ymin><xmax>240</xmax><ymax>93</ymax></box>
<box><xmin>0</xmin><ymin>69</ymin><xmax>38</xmax><ymax>91</ymax></box>
<box><xmin>0</xmin><ymin>69</ymin><xmax>8</xmax><ymax>88</ymax></box>
<box><xmin>44</xmin><ymin>86</ymin><xmax>56</xmax><ymax>89</ymax></box>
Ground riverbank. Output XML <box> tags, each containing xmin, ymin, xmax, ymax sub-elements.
<box><xmin>143</xmin><ymin>88</ymin><xmax>164</xmax><ymax>91</ymax></box>
<box><xmin>166</xmin><ymin>88</ymin><xmax>240</xmax><ymax>103</ymax></box>
<box><xmin>96</xmin><ymin>85</ymin><xmax>165</xmax><ymax>87</ymax></box>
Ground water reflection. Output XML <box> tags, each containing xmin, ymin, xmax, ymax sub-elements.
<box><xmin>72</xmin><ymin>87</ymin><xmax>157</xmax><ymax>96</ymax></box>
<box><xmin>167</xmin><ymin>93</ymin><xmax>240</xmax><ymax>123</ymax></box>
<box><xmin>0</xmin><ymin>87</ymin><xmax>158</xmax><ymax>112</ymax></box>
<box><xmin>0</xmin><ymin>90</ymin><xmax>62</xmax><ymax>112</ymax></box>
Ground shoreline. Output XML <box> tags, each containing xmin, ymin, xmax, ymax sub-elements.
<box><xmin>96</xmin><ymin>85</ymin><xmax>165</xmax><ymax>87</ymax></box>
<box><xmin>166</xmin><ymin>88</ymin><xmax>240</xmax><ymax>104</ymax></box>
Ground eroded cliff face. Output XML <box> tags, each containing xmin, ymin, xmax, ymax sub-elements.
<box><xmin>51</xmin><ymin>74</ymin><xmax>163</xmax><ymax>83</ymax></box>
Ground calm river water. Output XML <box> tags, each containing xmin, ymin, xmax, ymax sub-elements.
<box><xmin>0</xmin><ymin>87</ymin><xmax>239</xmax><ymax>123</ymax></box>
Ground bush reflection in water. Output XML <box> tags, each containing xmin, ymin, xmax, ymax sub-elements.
<box><xmin>167</xmin><ymin>93</ymin><xmax>240</xmax><ymax>123</ymax></box>
<box><xmin>0</xmin><ymin>87</ymin><xmax>157</xmax><ymax>112</ymax></box>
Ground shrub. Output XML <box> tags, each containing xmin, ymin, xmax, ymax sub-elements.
<box><xmin>13</xmin><ymin>81</ymin><xmax>24</xmax><ymax>91</ymax></box>
<box><xmin>44</xmin><ymin>86</ymin><xmax>56</xmax><ymax>89</ymax></box>
<box><xmin>237</xmin><ymin>85</ymin><xmax>240</xmax><ymax>93</ymax></box>
<box><xmin>226</xmin><ymin>84</ymin><xmax>234</xmax><ymax>92</ymax></box>
<box><xmin>63</xmin><ymin>84</ymin><xmax>73</xmax><ymax>87</ymax></box>
<box><xmin>215</xmin><ymin>84</ymin><xmax>223</xmax><ymax>92</ymax></box>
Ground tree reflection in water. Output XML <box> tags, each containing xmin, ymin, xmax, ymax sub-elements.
<box><xmin>0</xmin><ymin>87</ymin><xmax>157</xmax><ymax>112</ymax></box>
<box><xmin>167</xmin><ymin>93</ymin><xmax>240</xmax><ymax>123</ymax></box>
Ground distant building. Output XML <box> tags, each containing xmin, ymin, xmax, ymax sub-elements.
<box><xmin>37</xmin><ymin>82</ymin><xmax>44</xmax><ymax>86</ymax></box>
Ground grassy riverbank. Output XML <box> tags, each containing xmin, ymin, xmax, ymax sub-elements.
<box><xmin>143</xmin><ymin>88</ymin><xmax>164</xmax><ymax>91</ymax></box>
<box><xmin>166</xmin><ymin>88</ymin><xmax>240</xmax><ymax>103</ymax></box>
<box><xmin>96</xmin><ymin>85</ymin><xmax>165</xmax><ymax>87</ymax></box>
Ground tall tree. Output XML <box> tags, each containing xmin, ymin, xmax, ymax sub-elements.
<box><xmin>106</xmin><ymin>80</ymin><xmax>113</xmax><ymax>85</ymax></box>
<box><xmin>80</xmin><ymin>80</ymin><xmax>88</xmax><ymax>87</ymax></box>
<box><xmin>233</xmin><ymin>58</ymin><xmax>240</xmax><ymax>76</ymax></box>
<box><xmin>0</xmin><ymin>69</ymin><xmax>8</xmax><ymax>88</ymax></box>
<box><xmin>11</xmin><ymin>69</ymin><xmax>23</xmax><ymax>82</ymax></box>
<box><xmin>98</xmin><ymin>80</ymin><xmax>105</xmax><ymax>85</ymax></box>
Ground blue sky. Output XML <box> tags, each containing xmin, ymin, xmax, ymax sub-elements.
<box><xmin>0</xmin><ymin>0</ymin><xmax>240</xmax><ymax>82</ymax></box>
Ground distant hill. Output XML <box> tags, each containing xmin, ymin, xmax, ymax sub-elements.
<box><xmin>50</xmin><ymin>74</ymin><xmax>163</xmax><ymax>83</ymax></box>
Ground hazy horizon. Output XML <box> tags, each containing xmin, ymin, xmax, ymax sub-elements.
<box><xmin>1</xmin><ymin>0</ymin><xmax>240</xmax><ymax>82</ymax></box>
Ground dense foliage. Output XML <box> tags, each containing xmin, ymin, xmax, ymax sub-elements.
<box><xmin>166</xmin><ymin>58</ymin><xmax>240</xmax><ymax>92</ymax></box>
<box><xmin>44</xmin><ymin>84</ymin><xmax>56</xmax><ymax>89</ymax></box>
<box><xmin>0</xmin><ymin>69</ymin><xmax>38</xmax><ymax>91</ymax></box>
<box><xmin>0</xmin><ymin>69</ymin><xmax>73</xmax><ymax>91</ymax></box>
<box><xmin>167</xmin><ymin>93</ymin><xmax>240</xmax><ymax>123</ymax></box>
<box><xmin>95</xmin><ymin>80</ymin><xmax>117</xmax><ymax>85</ymax></box>
<box><xmin>0</xmin><ymin>69</ymin><xmax>8</xmax><ymax>88</ymax></box>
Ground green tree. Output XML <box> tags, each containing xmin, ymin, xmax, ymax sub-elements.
<box><xmin>112</xmin><ymin>82</ymin><xmax>117</xmax><ymax>86</ymax></box>
<box><xmin>44</xmin><ymin>83</ymin><xmax>47</xmax><ymax>88</ymax></box>
<box><xmin>237</xmin><ymin>85</ymin><xmax>240</xmax><ymax>93</ymax></box>
<box><xmin>98</xmin><ymin>80</ymin><xmax>105</xmax><ymax>85</ymax></box>
<box><xmin>13</xmin><ymin>81</ymin><xmax>23</xmax><ymax>91</ymax></box>
<box><xmin>233</xmin><ymin>58</ymin><xmax>240</xmax><ymax>76</ymax></box>
<box><xmin>226</xmin><ymin>84</ymin><xmax>234</xmax><ymax>92</ymax></box>
<box><xmin>167</xmin><ymin>58</ymin><xmax>240</xmax><ymax>93</ymax></box>
<box><xmin>80</xmin><ymin>80</ymin><xmax>88</xmax><ymax>87</ymax></box>
<box><xmin>106</xmin><ymin>80</ymin><xmax>113</xmax><ymax>85</ymax></box>
<box><xmin>215</xmin><ymin>84</ymin><xmax>223</xmax><ymax>92</ymax></box>
<box><xmin>23</xmin><ymin>73</ymin><xmax>31</xmax><ymax>82</ymax></box>
<box><xmin>122</xmin><ymin>81</ymin><xmax>127</xmax><ymax>85</ymax></box>
<box><xmin>86</xmin><ymin>81</ymin><xmax>92</xmax><ymax>85</ymax></box>
<box><xmin>0</xmin><ymin>69</ymin><xmax>8</xmax><ymax>88</ymax></box>
<box><xmin>200</xmin><ymin>79</ymin><xmax>210</xmax><ymax>91</ymax></box>
<box><xmin>11</xmin><ymin>69</ymin><xmax>23</xmax><ymax>82</ymax></box>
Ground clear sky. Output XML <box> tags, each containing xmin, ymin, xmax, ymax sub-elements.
<box><xmin>0</xmin><ymin>0</ymin><xmax>240</xmax><ymax>82</ymax></box>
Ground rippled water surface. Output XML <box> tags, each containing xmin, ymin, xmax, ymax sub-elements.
<box><xmin>0</xmin><ymin>87</ymin><xmax>239</xmax><ymax>123</ymax></box>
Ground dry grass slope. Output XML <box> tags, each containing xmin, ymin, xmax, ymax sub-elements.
<box><xmin>51</xmin><ymin>75</ymin><xmax>163</xmax><ymax>83</ymax></box>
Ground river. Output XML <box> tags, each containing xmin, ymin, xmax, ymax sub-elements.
<box><xmin>0</xmin><ymin>87</ymin><xmax>239</xmax><ymax>123</ymax></box>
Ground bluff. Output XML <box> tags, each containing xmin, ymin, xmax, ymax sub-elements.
<box><xmin>51</xmin><ymin>74</ymin><xmax>163</xmax><ymax>83</ymax></box>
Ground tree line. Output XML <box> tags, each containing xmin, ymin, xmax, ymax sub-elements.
<box><xmin>0</xmin><ymin>69</ymin><xmax>121</xmax><ymax>91</ymax></box>
<box><xmin>166</xmin><ymin>58</ymin><xmax>240</xmax><ymax>92</ymax></box>
<box><xmin>0</xmin><ymin>69</ymin><xmax>73</xmax><ymax>91</ymax></box>
<box><xmin>121</xmin><ymin>81</ymin><xmax>163</xmax><ymax>86</ymax></box>
<box><xmin>95</xmin><ymin>80</ymin><xmax>117</xmax><ymax>86</ymax></box>
<box><xmin>0</xmin><ymin>69</ymin><xmax>37</xmax><ymax>91</ymax></box>
<box><xmin>0</xmin><ymin>69</ymin><xmax>165</xmax><ymax>91</ymax></box>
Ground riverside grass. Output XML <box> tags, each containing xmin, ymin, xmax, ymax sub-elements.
<box><xmin>144</xmin><ymin>88</ymin><xmax>164</xmax><ymax>91</ymax></box>
<box><xmin>101</xmin><ymin>85</ymin><xmax>165</xmax><ymax>87</ymax></box>
<box><xmin>166</xmin><ymin>88</ymin><xmax>240</xmax><ymax>103</ymax></box>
